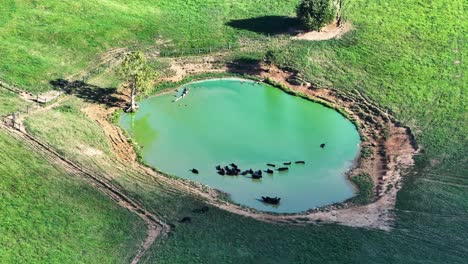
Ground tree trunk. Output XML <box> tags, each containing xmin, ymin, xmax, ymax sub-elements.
<box><xmin>337</xmin><ymin>0</ymin><xmax>344</xmax><ymax>26</ymax></box>
<box><xmin>126</xmin><ymin>84</ymin><xmax>138</xmax><ymax>112</ymax></box>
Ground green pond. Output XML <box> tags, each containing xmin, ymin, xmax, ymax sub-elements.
<box><xmin>120</xmin><ymin>79</ymin><xmax>361</xmax><ymax>213</ymax></box>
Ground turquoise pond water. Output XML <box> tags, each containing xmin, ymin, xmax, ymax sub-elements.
<box><xmin>120</xmin><ymin>79</ymin><xmax>361</xmax><ymax>213</ymax></box>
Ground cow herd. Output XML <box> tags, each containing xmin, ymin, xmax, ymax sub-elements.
<box><xmin>188</xmin><ymin>143</ymin><xmax>326</xmax><ymax>205</ymax></box>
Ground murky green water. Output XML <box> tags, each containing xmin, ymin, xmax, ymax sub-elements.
<box><xmin>121</xmin><ymin>79</ymin><xmax>360</xmax><ymax>213</ymax></box>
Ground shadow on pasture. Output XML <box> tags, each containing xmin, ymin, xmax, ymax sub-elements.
<box><xmin>226</xmin><ymin>16</ymin><xmax>300</xmax><ymax>36</ymax></box>
<box><xmin>50</xmin><ymin>79</ymin><xmax>126</xmax><ymax>107</ymax></box>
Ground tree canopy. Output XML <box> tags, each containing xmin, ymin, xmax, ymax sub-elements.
<box><xmin>296</xmin><ymin>0</ymin><xmax>336</xmax><ymax>31</ymax></box>
<box><xmin>118</xmin><ymin>51</ymin><xmax>156</xmax><ymax>112</ymax></box>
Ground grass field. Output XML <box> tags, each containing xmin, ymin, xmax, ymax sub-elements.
<box><xmin>0</xmin><ymin>89</ymin><xmax>30</xmax><ymax>115</ymax></box>
<box><xmin>0</xmin><ymin>0</ymin><xmax>298</xmax><ymax>93</ymax></box>
<box><xmin>24</xmin><ymin>97</ymin><xmax>113</xmax><ymax>169</ymax></box>
<box><xmin>1</xmin><ymin>0</ymin><xmax>467</xmax><ymax>263</ymax></box>
<box><xmin>0</xmin><ymin>131</ymin><xmax>146</xmax><ymax>263</ymax></box>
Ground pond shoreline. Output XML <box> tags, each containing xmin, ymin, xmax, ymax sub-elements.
<box><xmin>121</xmin><ymin>78</ymin><xmax>361</xmax><ymax>213</ymax></box>
<box><xmin>95</xmin><ymin>59</ymin><xmax>418</xmax><ymax>230</ymax></box>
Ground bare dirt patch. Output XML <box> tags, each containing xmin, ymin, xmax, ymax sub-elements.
<box><xmin>163</xmin><ymin>55</ymin><xmax>228</xmax><ymax>82</ymax></box>
<box><xmin>82</xmin><ymin>102</ymin><xmax>137</xmax><ymax>163</ymax></box>
<box><xmin>293</xmin><ymin>22</ymin><xmax>353</xmax><ymax>41</ymax></box>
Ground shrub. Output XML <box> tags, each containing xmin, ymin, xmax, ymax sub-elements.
<box><xmin>296</xmin><ymin>0</ymin><xmax>336</xmax><ymax>31</ymax></box>
<box><xmin>361</xmin><ymin>146</ymin><xmax>374</xmax><ymax>159</ymax></box>
<box><xmin>350</xmin><ymin>173</ymin><xmax>374</xmax><ymax>204</ymax></box>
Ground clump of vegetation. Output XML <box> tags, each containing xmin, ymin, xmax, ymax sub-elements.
<box><xmin>109</xmin><ymin>109</ymin><xmax>124</xmax><ymax>125</ymax></box>
<box><xmin>361</xmin><ymin>146</ymin><xmax>374</xmax><ymax>159</ymax></box>
<box><xmin>54</xmin><ymin>104</ymin><xmax>78</xmax><ymax>114</ymax></box>
<box><xmin>350</xmin><ymin>173</ymin><xmax>374</xmax><ymax>204</ymax></box>
<box><xmin>381</xmin><ymin>126</ymin><xmax>390</xmax><ymax>140</ymax></box>
<box><xmin>264</xmin><ymin>77</ymin><xmax>295</xmax><ymax>94</ymax></box>
<box><xmin>296</xmin><ymin>0</ymin><xmax>336</xmax><ymax>31</ymax></box>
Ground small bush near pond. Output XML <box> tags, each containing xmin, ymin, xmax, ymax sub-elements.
<box><xmin>350</xmin><ymin>173</ymin><xmax>373</xmax><ymax>204</ymax></box>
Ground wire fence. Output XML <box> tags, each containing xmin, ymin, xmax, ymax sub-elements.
<box><xmin>156</xmin><ymin>35</ymin><xmax>290</xmax><ymax>58</ymax></box>
<box><xmin>1</xmin><ymin>78</ymin><xmax>62</xmax><ymax>104</ymax></box>
<box><xmin>1</xmin><ymin>96</ymin><xmax>43</xmax><ymax>131</ymax></box>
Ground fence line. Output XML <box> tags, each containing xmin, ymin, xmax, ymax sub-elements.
<box><xmin>155</xmin><ymin>35</ymin><xmax>289</xmax><ymax>58</ymax></box>
<box><xmin>1</xmin><ymin>102</ymin><xmax>42</xmax><ymax>131</ymax></box>
<box><xmin>0</xmin><ymin>79</ymin><xmax>23</xmax><ymax>94</ymax></box>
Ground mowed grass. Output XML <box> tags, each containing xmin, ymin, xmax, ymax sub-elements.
<box><xmin>0</xmin><ymin>0</ymin><xmax>297</xmax><ymax>93</ymax></box>
<box><xmin>0</xmin><ymin>130</ymin><xmax>146</xmax><ymax>263</ymax></box>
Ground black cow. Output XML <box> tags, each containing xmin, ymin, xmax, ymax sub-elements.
<box><xmin>179</xmin><ymin>217</ymin><xmax>192</xmax><ymax>223</ymax></box>
<box><xmin>261</xmin><ymin>196</ymin><xmax>281</xmax><ymax>204</ymax></box>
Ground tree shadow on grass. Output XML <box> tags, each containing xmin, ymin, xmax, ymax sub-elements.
<box><xmin>226</xmin><ymin>57</ymin><xmax>264</xmax><ymax>76</ymax></box>
<box><xmin>226</xmin><ymin>16</ymin><xmax>300</xmax><ymax>36</ymax></box>
<box><xmin>50</xmin><ymin>79</ymin><xmax>126</xmax><ymax>107</ymax></box>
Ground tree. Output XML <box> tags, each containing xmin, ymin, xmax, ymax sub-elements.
<box><xmin>296</xmin><ymin>0</ymin><xmax>336</xmax><ymax>31</ymax></box>
<box><xmin>118</xmin><ymin>51</ymin><xmax>156</xmax><ymax>112</ymax></box>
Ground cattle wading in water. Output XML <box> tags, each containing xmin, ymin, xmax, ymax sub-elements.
<box><xmin>261</xmin><ymin>196</ymin><xmax>281</xmax><ymax>205</ymax></box>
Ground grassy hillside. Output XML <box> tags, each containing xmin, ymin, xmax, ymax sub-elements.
<box><xmin>1</xmin><ymin>0</ymin><xmax>467</xmax><ymax>263</ymax></box>
<box><xmin>0</xmin><ymin>0</ymin><xmax>297</xmax><ymax>93</ymax></box>
<box><xmin>146</xmin><ymin>0</ymin><xmax>468</xmax><ymax>262</ymax></box>
<box><xmin>0</xmin><ymin>89</ymin><xmax>30</xmax><ymax>115</ymax></box>
<box><xmin>269</xmin><ymin>0</ymin><xmax>467</xmax><ymax>158</ymax></box>
<box><xmin>0</xmin><ymin>130</ymin><xmax>146</xmax><ymax>263</ymax></box>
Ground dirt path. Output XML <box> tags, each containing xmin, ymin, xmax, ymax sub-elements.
<box><xmin>0</xmin><ymin>121</ymin><xmax>169</xmax><ymax>264</ymax></box>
